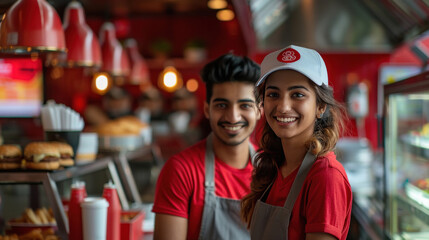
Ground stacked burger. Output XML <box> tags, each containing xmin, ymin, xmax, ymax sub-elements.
<box><xmin>24</xmin><ymin>142</ymin><xmax>74</xmax><ymax>170</ymax></box>
<box><xmin>0</xmin><ymin>142</ymin><xmax>75</xmax><ymax>171</ymax></box>
<box><xmin>51</xmin><ymin>142</ymin><xmax>75</xmax><ymax>167</ymax></box>
<box><xmin>0</xmin><ymin>144</ymin><xmax>23</xmax><ymax>169</ymax></box>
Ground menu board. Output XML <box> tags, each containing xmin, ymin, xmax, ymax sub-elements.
<box><xmin>0</xmin><ymin>58</ymin><xmax>43</xmax><ymax>117</ymax></box>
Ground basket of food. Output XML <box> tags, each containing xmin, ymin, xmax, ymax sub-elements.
<box><xmin>96</xmin><ymin>116</ymin><xmax>151</xmax><ymax>151</ymax></box>
<box><xmin>405</xmin><ymin>179</ymin><xmax>429</xmax><ymax>209</ymax></box>
<box><xmin>6</xmin><ymin>208</ymin><xmax>57</xmax><ymax>236</ymax></box>
<box><xmin>120</xmin><ymin>210</ymin><xmax>145</xmax><ymax>240</ymax></box>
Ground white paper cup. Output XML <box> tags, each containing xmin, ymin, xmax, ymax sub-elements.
<box><xmin>76</xmin><ymin>132</ymin><xmax>98</xmax><ymax>164</ymax></box>
<box><xmin>81</xmin><ymin>197</ymin><xmax>109</xmax><ymax>240</ymax></box>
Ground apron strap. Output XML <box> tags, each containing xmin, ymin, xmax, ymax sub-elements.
<box><xmin>204</xmin><ymin>133</ymin><xmax>257</xmax><ymax>193</ymax></box>
<box><xmin>204</xmin><ymin>133</ymin><xmax>215</xmax><ymax>192</ymax></box>
<box><xmin>283</xmin><ymin>150</ymin><xmax>316</xmax><ymax>208</ymax></box>
<box><xmin>260</xmin><ymin>181</ymin><xmax>274</xmax><ymax>202</ymax></box>
<box><xmin>199</xmin><ymin>133</ymin><xmax>254</xmax><ymax>240</ymax></box>
<box><xmin>249</xmin><ymin>143</ymin><xmax>256</xmax><ymax>165</ymax></box>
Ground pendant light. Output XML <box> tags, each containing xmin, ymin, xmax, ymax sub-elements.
<box><xmin>0</xmin><ymin>0</ymin><xmax>65</xmax><ymax>53</ymax></box>
<box><xmin>158</xmin><ymin>65</ymin><xmax>183</xmax><ymax>92</ymax></box>
<box><xmin>99</xmin><ymin>22</ymin><xmax>130</xmax><ymax>77</ymax></box>
<box><xmin>124</xmin><ymin>38</ymin><xmax>150</xmax><ymax>86</ymax></box>
<box><xmin>63</xmin><ymin>1</ymin><xmax>101</xmax><ymax>67</ymax></box>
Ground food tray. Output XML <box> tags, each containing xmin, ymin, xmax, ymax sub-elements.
<box><xmin>6</xmin><ymin>222</ymin><xmax>57</xmax><ymax>235</ymax></box>
<box><xmin>404</xmin><ymin>182</ymin><xmax>429</xmax><ymax>209</ymax></box>
<box><xmin>98</xmin><ymin>128</ymin><xmax>152</xmax><ymax>152</ymax></box>
<box><xmin>121</xmin><ymin>210</ymin><xmax>145</xmax><ymax>240</ymax></box>
<box><xmin>98</xmin><ymin>135</ymin><xmax>144</xmax><ymax>151</ymax></box>
<box><xmin>400</xmin><ymin>134</ymin><xmax>429</xmax><ymax>160</ymax></box>
<box><xmin>401</xmin><ymin>134</ymin><xmax>429</xmax><ymax>148</ymax></box>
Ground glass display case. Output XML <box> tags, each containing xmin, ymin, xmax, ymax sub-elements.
<box><xmin>384</xmin><ymin>71</ymin><xmax>429</xmax><ymax>239</ymax></box>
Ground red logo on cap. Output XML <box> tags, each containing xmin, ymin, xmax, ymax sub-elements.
<box><xmin>277</xmin><ymin>48</ymin><xmax>300</xmax><ymax>63</ymax></box>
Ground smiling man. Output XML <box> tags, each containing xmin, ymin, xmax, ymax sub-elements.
<box><xmin>152</xmin><ymin>53</ymin><xmax>261</xmax><ymax>240</ymax></box>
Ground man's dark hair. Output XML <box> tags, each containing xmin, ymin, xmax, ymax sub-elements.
<box><xmin>200</xmin><ymin>53</ymin><xmax>260</xmax><ymax>103</ymax></box>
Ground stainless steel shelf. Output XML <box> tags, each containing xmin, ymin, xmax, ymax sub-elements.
<box><xmin>101</xmin><ymin>144</ymin><xmax>163</xmax><ymax>208</ymax></box>
<box><xmin>0</xmin><ymin>144</ymin><xmax>160</xmax><ymax>239</ymax></box>
<box><xmin>0</xmin><ymin>156</ymin><xmax>132</xmax><ymax>240</ymax></box>
<box><xmin>0</xmin><ymin>171</ymin><xmax>68</xmax><ymax>240</ymax></box>
<box><xmin>50</xmin><ymin>157</ymin><xmax>129</xmax><ymax>210</ymax></box>
<box><xmin>396</xmin><ymin>193</ymin><xmax>429</xmax><ymax>224</ymax></box>
<box><xmin>114</xmin><ymin>152</ymin><xmax>142</xmax><ymax>206</ymax></box>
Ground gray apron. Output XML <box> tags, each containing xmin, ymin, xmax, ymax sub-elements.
<box><xmin>198</xmin><ymin>134</ymin><xmax>256</xmax><ymax>240</ymax></box>
<box><xmin>249</xmin><ymin>151</ymin><xmax>316</xmax><ymax>240</ymax></box>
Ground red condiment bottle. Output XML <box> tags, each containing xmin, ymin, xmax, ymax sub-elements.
<box><xmin>102</xmin><ymin>181</ymin><xmax>121</xmax><ymax>240</ymax></box>
<box><xmin>68</xmin><ymin>181</ymin><xmax>87</xmax><ymax>240</ymax></box>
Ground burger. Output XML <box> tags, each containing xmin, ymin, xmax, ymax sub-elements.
<box><xmin>50</xmin><ymin>142</ymin><xmax>74</xmax><ymax>167</ymax></box>
<box><xmin>0</xmin><ymin>144</ymin><xmax>23</xmax><ymax>169</ymax></box>
<box><xmin>24</xmin><ymin>142</ymin><xmax>60</xmax><ymax>170</ymax></box>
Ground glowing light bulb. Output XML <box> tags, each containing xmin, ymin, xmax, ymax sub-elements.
<box><xmin>96</xmin><ymin>74</ymin><xmax>109</xmax><ymax>91</ymax></box>
<box><xmin>207</xmin><ymin>0</ymin><xmax>227</xmax><ymax>9</ymax></box>
<box><xmin>217</xmin><ymin>9</ymin><xmax>234</xmax><ymax>21</ymax></box>
<box><xmin>186</xmin><ymin>78</ymin><xmax>199</xmax><ymax>92</ymax></box>
<box><xmin>164</xmin><ymin>71</ymin><xmax>178</xmax><ymax>88</ymax></box>
<box><xmin>158</xmin><ymin>66</ymin><xmax>183</xmax><ymax>92</ymax></box>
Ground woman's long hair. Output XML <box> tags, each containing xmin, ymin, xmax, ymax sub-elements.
<box><xmin>241</xmin><ymin>81</ymin><xmax>348</xmax><ymax>226</ymax></box>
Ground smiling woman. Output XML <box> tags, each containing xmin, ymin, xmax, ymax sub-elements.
<box><xmin>241</xmin><ymin>45</ymin><xmax>352</xmax><ymax>240</ymax></box>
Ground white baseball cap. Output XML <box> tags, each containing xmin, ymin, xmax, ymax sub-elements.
<box><xmin>256</xmin><ymin>45</ymin><xmax>328</xmax><ymax>87</ymax></box>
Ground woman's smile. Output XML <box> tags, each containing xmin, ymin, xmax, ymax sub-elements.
<box><xmin>275</xmin><ymin>116</ymin><xmax>297</xmax><ymax>124</ymax></box>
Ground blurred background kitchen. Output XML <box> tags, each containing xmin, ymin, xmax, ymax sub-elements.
<box><xmin>0</xmin><ymin>0</ymin><xmax>428</xmax><ymax>239</ymax></box>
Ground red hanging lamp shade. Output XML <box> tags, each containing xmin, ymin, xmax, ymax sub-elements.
<box><xmin>0</xmin><ymin>0</ymin><xmax>65</xmax><ymax>52</ymax></box>
<box><xmin>124</xmin><ymin>38</ymin><xmax>150</xmax><ymax>85</ymax></box>
<box><xmin>99</xmin><ymin>22</ymin><xmax>130</xmax><ymax>77</ymax></box>
<box><xmin>63</xmin><ymin>1</ymin><xmax>102</xmax><ymax>67</ymax></box>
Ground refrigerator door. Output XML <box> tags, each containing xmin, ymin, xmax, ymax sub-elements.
<box><xmin>384</xmin><ymin>72</ymin><xmax>429</xmax><ymax>239</ymax></box>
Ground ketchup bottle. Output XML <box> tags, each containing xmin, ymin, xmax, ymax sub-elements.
<box><xmin>68</xmin><ymin>181</ymin><xmax>87</xmax><ymax>240</ymax></box>
<box><xmin>102</xmin><ymin>181</ymin><xmax>121</xmax><ymax>240</ymax></box>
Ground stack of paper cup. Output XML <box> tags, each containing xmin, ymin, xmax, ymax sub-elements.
<box><xmin>41</xmin><ymin>100</ymin><xmax>85</xmax><ymax>157</ymax></box>
<box><xmin>81</xmin><ymin>197</ymin><xmax>109</xmax><ymax>240</ymax></box>
<box><xmin>40</xmin><ymin>100</ymin><xmax>84</xmax><ymax>131</ymax></box>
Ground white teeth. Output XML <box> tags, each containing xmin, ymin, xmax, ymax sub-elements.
<box><xmin>225</xmin><ymin>126</ymin><xmax>241</xmax><ymax>131</ymax></box>
<box><xmin>277</xmin><ymin>117</ymin><xmax>296</xmax><ymax>123</ymax></box>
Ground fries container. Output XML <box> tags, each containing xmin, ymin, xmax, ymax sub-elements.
<box><xmin>6</xmin><ymin>222</ymin><xmax>57</xmax><ymax>235</ymax></box>
<box><xmin>120</xmin><ymin>210</ymin><xmax>145</xmax><ymax>240</ymax></box>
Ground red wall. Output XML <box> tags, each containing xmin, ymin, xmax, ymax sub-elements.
<box><xmin>0</xmin><ymin>13</ymin><xmax>390</xmax><ymax>150</ymax></box>
<box><xmin>87</xmin><ymin>14</ymin><xmax>248</xmax><ymax>60</ymax></box>
<box><xmin>324</xmin><ymin>53</ymin><xmax>390</xmax><ymax>150</ymax></box>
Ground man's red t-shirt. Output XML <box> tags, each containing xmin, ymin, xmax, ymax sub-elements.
<box><xmin>152</xmin><ymin>138</ymin><xmax>254</xmax><ymax>239</ymax></box>
<box><xmin>266</xmin><ymin>151</ymin><xmax>352</xmax><ymax>240</ymax></box>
